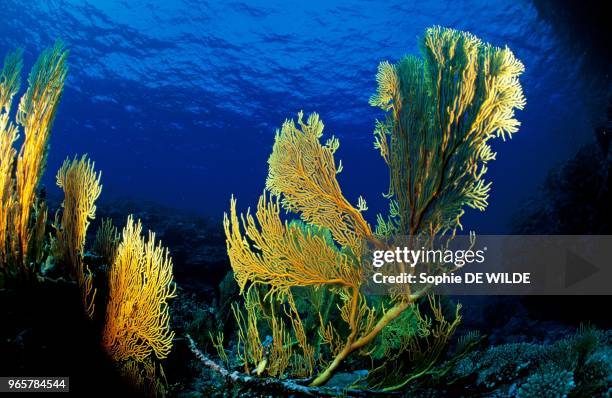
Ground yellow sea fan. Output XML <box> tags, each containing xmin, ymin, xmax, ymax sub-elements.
<box><xmin>266</xmin><ymin>111</ymin><xmax>371</xmax><ymax>252</ymax></box>
<box><xmin>0</xmin><ymin>115</ymin><xmax>18</xmax><ymax>265</ymax></box>
<box><xmin>225</xmin><ymin>25</ymin><xmax>526</xmax><ymax>388</ymax></box>
<box><xmin>224</xmin><ymin>192</ymin><xmax>361</xmax><ymax>297</ymax></box>
<box><xmin>478</xmin><ymin>46</ymin><xmax>526</xmax><ymax>139</ymax></box>
<box><xmin>14</xmin><ymin>42</ymin><xmax>68</xmax><ymax>258</ymax></box>
<box><xmin>371</xmin><ymin>26</ymin><xmax>526</xmax><ymax>236</ymax></box>
<box><xmin>0</xmin><ymin>44</ymin><xmax>67</xmax><ymax>272</ymax></box>
<box><xmin>103</xmin><ymin>216</ymin><xmax>176</xmax><ymax>363</ymax></box>
<box><xmin>56</xmin><ymin>155</ymin><xmax>102</xmax><ymax>267</ymax></box>
<box><xmin>55</xmin><ymin>155</ymin><xmax>102</xmax><ymax>317</ymax></box>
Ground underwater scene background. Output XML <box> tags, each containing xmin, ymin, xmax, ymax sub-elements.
<box><xmin>0</xmin><ymin>0</ymin><xmax>610</xmax><ymax>396</ymax></box>
<box><xmin>0</xmin><ymin>0</ymin><xmax>608</xmax><ymax>232</ymax></box>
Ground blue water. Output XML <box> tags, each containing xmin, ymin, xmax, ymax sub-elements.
<box><xmin>0</xmin><ymin>0</ymin><xmax>604</xmax><ymax>233</ymax></box>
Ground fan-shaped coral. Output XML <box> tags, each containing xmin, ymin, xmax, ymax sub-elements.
<box><xmin>93</xmin><ymin>217</ymin><xmax>120</xmax><ymax>264</ymax></box>
<box><xmin>15</xmin><ymin>42</ymin><xmax>68</xmax><ymax>263</ymax></box>
<box><xmin>1</xmin><ymin>42</ymin><xmax>175</xmax><ymax>396</ymax></box>
<box><xmin>102</xmin><ymin>215</ymin><xmax>176</xmax><ymax>363</ymax></box>
<box><xmin>55</xmin><ymin>155</ymin><xmax>102</xmax><ymax>317</ymax></box>
<box><xmin>224</xmin><ymin>25</ymin><xmax>526</xmax><ymax>388</ymax></box>
<box><xmin>0</xmin><ymin>42</ymin><xmax>67</xmax><ymax>277</ymax></box>
<box><xmin>371</xmin><ymin>26</ymin><xmax>525</xmax><ymax>237</ymax></box>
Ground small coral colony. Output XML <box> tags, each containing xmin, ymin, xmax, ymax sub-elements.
<box><xmin>1</xmin><ymin>27</ymin><xmax>527</xmax><ymax>394</ymax></box>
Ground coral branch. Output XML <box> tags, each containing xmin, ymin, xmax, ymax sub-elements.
<box><xmin>185</xmin><ymin>334</ymin><xmax>384</xmax><ymax>397</ymax></box>
<box><xmin>55</xmin><ymin>155</ymin><xmax>102</xmax><ymax>316</ymax></box>
<box><xmin>0</xmin><ymin>43</ymin><xmax>67</xmax><ymax>276</ymax></box>
<box><xmin>266</xmin><ymin>111</ymin><xmax>371</xmax><ymax>252</ymax></box>
<box><xmin>15</xmin><ymin>42</ymin><xmax>68</xmax><ymax>262</ymax></box>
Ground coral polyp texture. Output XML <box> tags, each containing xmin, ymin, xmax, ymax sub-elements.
<box><xmin>223</xmin><ymin>25</ymin><xmax>525</xmax><ymax>389</ymax></box>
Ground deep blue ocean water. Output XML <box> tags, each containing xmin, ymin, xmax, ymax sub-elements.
<box><xmin>0</xmin><ymin>0</ymin><xmax>607</xmax><ymax>233</ymax></box>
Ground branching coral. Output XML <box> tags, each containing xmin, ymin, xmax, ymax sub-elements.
<box><xmin>0</xmin><ymin>49</ymin><xmax>22</xmax><ymax>113</ymax></box>
<box><xmin>56</xmin><ymin>155</ymin><xmax>102</xmax><ymax>266</ymax></box>
<box><xmin>367</xmin><ymin>296</ymin><xmax>464</xmax><ymax>391</ymax></box>
<box><xmin>231</xmin><ymin>293</ymin><xmax>264</xmax><ymax>375</ymax></box>
<box><xmin>0</xmin><ymin>43</ymin><xmax>67</xmax><ymax>277</ymax></box>
<box><xmin>266</xmin><ymin>112</ymin><xmax>372</xmax><ymax>252</ymax></box>
<box><xmin>231</xmin><ymin>285</ymin><xmax>317</xmax><ymax>379</ymax></box>
<box><xmin>224</xmin><ymin>25</ymin><xmax>525</xmax><ymax>389</ymax></box>
<box><xmin>121</xmin><ymin>358</ymin><xmax>168</xmax><ymax>397</ymax></box>
<box><xmin>55</xmin><ymin>155</ymin><xmax>102</xmax><ymax>316</ymax></box>
<box><xmin>102</xmin><ymin>215</ymin><xmax>176</xmax><ymax>363</ymax></box>
<box><xmin>0</xmin><ymin>51</ymin><xmax>22</xmax><ymax>266</ymax></box>
<box><xmin>0</xmin><ymin>65</ymin><xmax>19</xmax><ymax>266</ymax></box>
<box><xmin>209</xmin><ymin>331</ymin><xmax>229</xmax><ymax>368</ymax></box>
<box><xmin>30</xmin><ymin>198</ymin><xmax>48</xmax><ymax>265</ymax></box>
<box><xmin>225</xmin><ymin>192</ymin><xmax>361</xmax><ymax>297</ymax></box>
<box><xmin>225</xmin><ymin>192</ymin><xmax>375</xmax><ymax>380</ymax></box>
<box><xmin>14</xmin><ymin>42</ymin><xmax>68</xmax><ymax>262</ymax></box>
<box><xmin>370</xmin><ymin>26</ymin><xmax>525</xmax><ymax>237</ymax></box>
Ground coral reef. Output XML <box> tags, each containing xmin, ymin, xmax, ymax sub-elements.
<box><xmin>221</xmin><ymin>25</ymin><xmax>526</xmax><ymax>390</ymax></box>
<box><xmin>516</xmin><ymin>364</ymin><xmax>575</xmax><ymax>398</ymax></box>
<box><xmin>0</xmin><ymin>44</ymin><xmax>177</xmax><ymax>396</ymax></box>
<box><xmin>448</xmin><ymin>326</ymin><xmax>612</xmax><ymax>397</ymax></box>
<box><xmin>4</xmin><ymin>23</ymin><xmax>609</xmax><ymax>398</ymax></box>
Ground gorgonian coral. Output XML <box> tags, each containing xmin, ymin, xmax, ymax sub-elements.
<box><xmin>225</xmin><ymin>25</ymin><xmax>525</xmax><ymax>388</ymax></box>
<box><xmin>55</xmin><ymin>155</ymin><xmax>102</xmax><ymax>317</ymax></box>
<box><xmin>102</xmin><ymin>215</ymin><xmax>176</xmax><ymax>363</ymax></box>
<box><xmin>0</xmin><ymin>42</ymin><xmax>174</xmax><ymax>396</ymax></box>
<box><xmin>0</xmin><ymin>43</ymin><xmax>67</xmax><ymax>277</ymax></box>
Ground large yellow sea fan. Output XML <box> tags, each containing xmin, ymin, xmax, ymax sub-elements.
<box><xmin>371</xmin><ymin>26</ymin><xmax>526</xmax><ymax>236</ymax></box>
<box><xmin>224</xmin><ymin>25</ymin><xmax>526</xmax><ymax>388</ymax></box>
<box><xmin>103</xmin><ymin>216</ymin><xmax>176</xmax><ymax>363</ymax></box>
<box><xmin>14</xmin><ymin>42</ymin><xmax>68</xmax><ymax>258</ymax></box>
<box><xmin>0</xmin><ymin>44</ymin><xmax>67</xmax><ymax>273</ymax></box>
